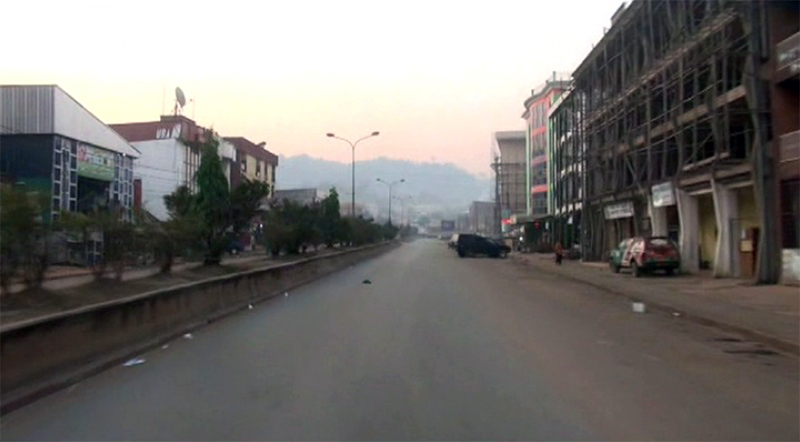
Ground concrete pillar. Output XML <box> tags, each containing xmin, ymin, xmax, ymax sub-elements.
<box><xmin>648</xmin><ymin>196</ymin><xmax>669</xmax><ymax>237</ymax></box>
<box><xmin>677</xmin><ymin>189</ymin><xmax>700</xmax><ymax>274</ymax></box>
<box><xmin>712</xmin><ymin>182</ymin><xmax>739</xmax><ymax>278</ymax></box>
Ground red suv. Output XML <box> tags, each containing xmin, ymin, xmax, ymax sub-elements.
<box><xmin>609</xmin><ymin>236</ymin><xmax>681</xmax><ymax>277</ymax></box>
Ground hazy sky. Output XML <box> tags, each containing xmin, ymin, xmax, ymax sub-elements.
<box><xmin>2</xmin><ymin>0</ymin><xmax>623</xmax><ymax>177</ymax></box>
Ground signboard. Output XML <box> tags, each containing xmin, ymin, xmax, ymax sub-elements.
<box><xmin>651</xmin><ymin>182</ymin><xmax>675</xmax><ymax>207</ymax></box>
<box><xmin>77</xmin><ymin>144</ymin><xmax>115</xmax><ymax>181</ymax></box>
<box><xmin>604</xmin><ymin>201</ymin><xmax>634</xmax><ymax>220</ymax></box>
<box><xmin>440</xmin><ymin>220</ymin><xmax>455</xmax><ymax>231</ymax></box>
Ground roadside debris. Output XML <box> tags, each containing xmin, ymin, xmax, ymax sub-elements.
<box><xmin>161</xmin><ymin>344</ymin><xmax>169</xmax><ymax>350</ymax></box>
<box><xmin>248</xmin><ymin>304</ymin><xmax>254</xmax><ymax>310</ymax></box>
<box><xmin>632</xmin><ymin>302</ymin><xmax>647</xmax><ymax>313</ymax></box>
<box><xmin>363</xmin><ymin>279</ymin><xmax>372</xmax><ymax>284</ymax></box>
<box><xmin>122</xmin><ymin>357</ymin><xmax>146</xmax><ymax>367</ymax></box>
<box><xmin>672</xmin><ymin>312</ymin><xmax>682</xmax><ymax>317</ymax></box>
<box><xmin>284</xmin><ymin>292</ymin><xmax>289</xmax><ymax>297</ymax></box>
<box><xmin>183</xmin><ymin>333</ymin><xmax>194</xmax><ymax>340</ymax></box>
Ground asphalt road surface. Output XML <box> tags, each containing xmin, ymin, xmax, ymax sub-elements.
<box><xmin>2</xmin><ymin>239</ymin><xmax>798</xmax><ymax>441</ymax></box>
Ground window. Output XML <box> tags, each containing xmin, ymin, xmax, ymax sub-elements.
<box><xmin>241</xmin><ymin>156</ymin><xmax>247</xmax><ymax>172</ymax></box>
<box><xmin>54</xmin><ymin>151</ymin><xmax>62</xmax><ymax>165</ymax></box>
<box><xmin>256</xmin><ymin>162</ymin><xmax>262</xmax><ymax>177</ymax></box>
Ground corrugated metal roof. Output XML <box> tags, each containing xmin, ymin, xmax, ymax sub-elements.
<box><xmin>1</xmin><ymin>85</ymin><xmax>140</xmax><ymax>158</ymax></box>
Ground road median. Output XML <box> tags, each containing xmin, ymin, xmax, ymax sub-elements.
<box><xmin>0</xmin><ymin>241</ymin><xmax>399</xmax><ymax>414</ymax></box>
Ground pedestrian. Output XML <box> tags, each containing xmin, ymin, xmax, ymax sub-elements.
<box><xmin>555</xmin><ymin>241</ymin><xmax>563</xmax><ymax>265</ymax></box>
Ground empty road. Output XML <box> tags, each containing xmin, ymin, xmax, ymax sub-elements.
<box><xmin>2</xmin><ymin>239</ymin><xmax>798</xmax><ymax>440</ymax></box>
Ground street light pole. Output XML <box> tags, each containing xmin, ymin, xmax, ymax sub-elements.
<box><xmin>326</xmin><ymin>131</ymin><xmax>380</xmax><ymax>218</ymax></box>
<box><xmin>376</xmin><ymin>178</ymin><xmax>405</xmax><ymax>225</ymax></box>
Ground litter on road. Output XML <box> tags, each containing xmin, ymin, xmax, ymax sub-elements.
<box><xmin>284</xmin><ymin>292</ymin><xmax>289</xmax><ymax>297</ymax></box>
<box><xmin>248</xmin><ymin>304</ymin><xmax>254</xmax><ymax>310</ymax></box>
<box><xmin>183</xmin><ymin>333</ymin><xmax>193</xmax><ymax>340</ymax></box>
<box><xmin>122</xmin><ymin>357</ymin><xmax>146</xmax><ymax>367</ymax></box>
<box><xmin>363</xmin><ymin>279</ymin><xmax>372</xmax><ymax>284</ymax></box>
<box><xmin>161</xmin><ymin>344</ymin><xmax>169</xmax><ymax>350</ymax></box>
<box><xmin>632</xmin><ymin>302</ymin><xmax>647</xmax><ymax>313</ymax></box>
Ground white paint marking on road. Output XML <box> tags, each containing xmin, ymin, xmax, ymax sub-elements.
<box><xmin>122</xmin><ymin>357</ymin><xmax>146</xmax><ymax>367</ymax></box>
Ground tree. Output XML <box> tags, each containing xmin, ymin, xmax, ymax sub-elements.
<box><xmin>0</xmin><ymin>186</ymin><xmax>49</xmax><ymax>292</ymax></box>
<box><xmin>230</xmin><ymin>178</ymin><xmax>271</xmax><ymax>236</ymax></box>
<box><xmin>164</xmin><ymin>185</ymin><xmax>195</xmax><ymax>219</ymax></box>
<box><xmin>319</xmin><ymin>187</ymin><xmax>342</xmax><ymax>247</ymax></box>
<box><xmin>194</xmin><ymin>136</ymin><xmax>231</xmax><ymax>265</ymax></box>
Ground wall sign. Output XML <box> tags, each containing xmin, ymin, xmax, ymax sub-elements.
<box><xmin>77</xmin><ymin>143</ymin><xmax>115</xmax><ymax>181</ymax></box>
<box><xmin>604</xmin><ymin>201</ymin><xmax>634</xmax><ymax>220</ymax></box>
<box><xmin>652</xmin><ymin>181</ymin><xmax>675</xmax><ymax>207</ymax></box>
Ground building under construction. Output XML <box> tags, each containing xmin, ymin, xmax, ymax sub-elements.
<box><xmin>492</xmin><ymin>131</ymin><xmax>528</xmax><ymax>233</ymax></box>
<box><xmin>572</xmin><ymin>0</ymin><xmax>787</xmax><ymax>281</ymax></box>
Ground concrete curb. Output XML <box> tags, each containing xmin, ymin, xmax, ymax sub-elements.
<box><xmin>511</xmin><ymin>254</ymin><xmax>799</xmax><ymax>357</ymax></box>
<box><xmin>0</xmin><ymin>241</ymin><xmax>400</xmax><ymax>415</ymax></box>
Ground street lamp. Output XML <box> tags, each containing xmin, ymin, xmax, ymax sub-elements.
<box><xmin>376</xmin><ymin>178</ymin><xmax>405</xmax><ymax>225</ymax></box>
<box><xmin>326</xmin><ymin>131</ymin><xmax>380</xmax><ymax>218</ymax></box>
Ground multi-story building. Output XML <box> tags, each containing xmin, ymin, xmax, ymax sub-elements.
<box><xmin>769</xmin><ymin>1</ymin><xmax>800</xmax><ymax>283</ymax></box>
<box><xmin>469</xmin><ymin>201</ymin><xmax>497</xmax><ymax>237</ymax></box>
<box><xmin>110</xmin><ymin>115</ymin><xmax>236</xmax><ymax>220</ymax></box>
<box><xmin>548</xmin><ymin>87</ymin><xmax>584</xmax><ymax>251</ymax></box>
<box><xmin>224</xmin><ymin>137</ymin><xmax>278</xmax><ymax>196</ymax></box>
<box><xmin>273</xmin><ymin>188</ymin><xmax>326</xmax><ymax>206</ymax></box>
<box><xmin>573</xmin><ymin>0</ymin><xmax>784</xmax><ymax>281</ymax></box>
<box><xmin>1</xmin><ymin>85</ymin><xmax>139</xmax><ymax>223</ymax></box>
<box><xmin>521</xmin><ymin>72</ymin><xmax>571</xmax><ymax>218</ymax></box>
<box><xmin>493</xmin><ymin>131</ymin><xmax>527</xmax><ymax>228</ymax></box>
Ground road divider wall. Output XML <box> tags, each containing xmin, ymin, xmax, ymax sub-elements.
<box><xmin>1</xmin><ymin>241</ymin><xmax>398</xmax><ymax>412</ymax></box>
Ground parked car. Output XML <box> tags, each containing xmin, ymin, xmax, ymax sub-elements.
<box><xmin>456</xmin><ymin>233</ymin><xmax>511</xmax><ymax>258</ymax></box>
<box><xmin>609</xmin><ymin>236</ymin><xmax>680</xmax><ymax>277</ymax></box>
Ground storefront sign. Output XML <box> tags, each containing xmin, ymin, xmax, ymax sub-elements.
<box><xmin>77</xmin><ymin>144</ymin><xmax>115</xmax><ymax>181</ymax></box>
<box><xmin>604</xmin><ymin>201</ymin><xmax>634</xmax><ymax>220</ymax></box>
<box><xmin>651</xmin><ymin>182</ymin><xmax>675</xmax><ymax>207</ymax></box>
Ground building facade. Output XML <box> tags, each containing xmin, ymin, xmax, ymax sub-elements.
<box><xmin>573</xmin><ymin>0</ymin><xmax>785</xmax><ymax>281</ymax></box>
<box><xmin>224</xmin><ymin>137</ymin><xmax>278</xmax><ymax>194</ymax></box>
<box><xmin>769</xmin><ymin>1</ymin><xmax>800</xmax><ymax>283</ymax></box>
<box><xmin>493</xmin><ymin>131</ymin><xmax>527</xmax><ymax>228</ymax></box>
<box><xmin>110</xmin><ymin>115</ymin><xmax>234</xmax><ymax>220</ymax></box>
<box><xmin>273</xmin><ymin>188</ymin><xmax>326</xmax><ymax>206</ymax></box>
<box><xmin>469</xmin><ymin>201</ymin><xmax>497</xmax><ymax>237</ymax></box>
<box><xmin>548</xmin><ymin>87</ymin><xmax>584</xmax><ymax>252</ymax></box>
<box><xmin>521</xmin><ymin>73</ymin><xmax>571</xmax><ymax>218</ymax></box>
<box><xmin>1</xmin><ymin>85</ymin><xmax>139</xmax><ymax>223</ymax></box>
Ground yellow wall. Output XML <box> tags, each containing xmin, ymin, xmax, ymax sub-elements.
<box><xmin>698</xmin><ymin>194</ymin><xmax>717</xmax><ymax>267</ymax></box>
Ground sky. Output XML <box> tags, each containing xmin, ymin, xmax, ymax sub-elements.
<box><xmin>1</xmin><ymin>0</ymin><xmax>624</xmax><ymax>177</ymax></box>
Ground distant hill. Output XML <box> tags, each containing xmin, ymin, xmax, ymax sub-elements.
<box><xmin>276</xmin><ymin>155</ymin><xmax>492</xmax><ymax>218</ymax></box>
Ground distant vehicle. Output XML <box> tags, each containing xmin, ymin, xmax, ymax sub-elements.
<box><xmin>456</xmin><ymin>233</ymin><xmax>511</xmax><ymax>258</ymax></box>
<box><xmin>609</xmin><ymin>236</ymin><xmax>680</xmax><ymax>277</ymax></box>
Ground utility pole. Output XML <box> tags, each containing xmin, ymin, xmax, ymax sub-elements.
<box><xmin>491</xmin><ymin>155</ymin><xmax>502</xmax><ymax>238</ymax></box>
<box><xmin>746</xmin><ymin>1</ymin><xmax>780</xmax><ymax>283</ymax></box>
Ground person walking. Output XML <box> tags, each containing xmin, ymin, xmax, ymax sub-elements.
<box><xmin>555</xmin><ymin>241</ymin><xmax>563</xmax><ymax>265</ymax></box>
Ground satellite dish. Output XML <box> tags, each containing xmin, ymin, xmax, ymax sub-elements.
<box><xmin>175</xmin><ymin>87</ymin><xmax>186</xmax><ymax>108</ymax></box>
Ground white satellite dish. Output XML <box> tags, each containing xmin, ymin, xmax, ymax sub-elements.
<box><xmin>175</xmin><ymin>87</ymin><xmax>187</xmax><ymax>108</ymax></box>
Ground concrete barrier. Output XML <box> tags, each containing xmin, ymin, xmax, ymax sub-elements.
<box><xmin>0</xmin><ymin>241</ymin><xmax>398</xmax><ymax>413</ymax></box>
